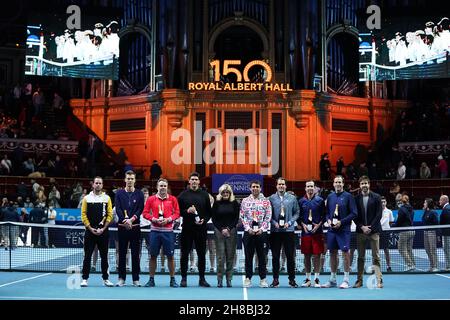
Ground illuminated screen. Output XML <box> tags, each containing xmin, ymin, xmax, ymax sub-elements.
<box><xmin>359</xmin><ymin>15</ymin><xmax>449</xmax><ymax>81</ymax></box>
<box><xmin>25</xmin><ymin>10</ymin><xmax>121</xmax><ymax>80</ymax></box>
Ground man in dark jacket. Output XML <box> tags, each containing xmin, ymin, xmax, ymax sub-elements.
<box><xmin>353</xmin><ymin>176</ymin><xmax>383</xmax><ymax>288</ymax></box>
<box><xmin>177</xmin><ymin>172</ymin><xmax>212</xmax><ymax>287</ymax></box>
<box><xmin>29</xmin><ymin>201</ymin><xmax>48</xmax><ymax>247</ymax></box>
<box><xmin>439</xmin><ymin>195</ymin><xmax>450</xmax><ymax>271</ymax></box>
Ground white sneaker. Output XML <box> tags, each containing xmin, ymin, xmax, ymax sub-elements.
<box><xmin>339</xmin><ymin>280</ymin><xmax>350</xmax><ymax>289</ymax></box>
<box><xmin>314</xmin><ymin>278</ymin><xmax>321</xmax><ymax>288</ymax></box>
<box><xmin>301</xmin><ymin>279</ymin><xmax>311</xmax><ymax>287</ymax></box>
<box><xmin>116</xmin><ymin>279</ymin><xmax>125</xmax><ymax>287</ymax></box>
<box><xmin>243</xmin><ymin>278</ymin><xmax>252</xmax><ymax>288</ymax></box>
<box><xmin>133</xmin><ymin>281</ymin><xmax>142</xmax><ymax>287</ymax></box>
<box><xmin>431</xmin><ymin>268</ymin><xmax>439</xmax><ymax>272</ymax></box>
<box><xmin>80</xmin><ymin>279</ymin><xmax>88</xmax><ymax>287</ymax></box>
<box><xmin>103</xmin><ymin>279</ymin><xmax>114</xmax><ymax>287</ymax></box>
<box><xmin>259</xmin><ymin>279</ymin><xmax>269</xmax><ymax>288</ymax></box>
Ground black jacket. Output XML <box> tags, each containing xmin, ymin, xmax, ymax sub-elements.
<box><xmin>354</xmin><ymin>191</ymin><xmax>382</xmax><ymax>234</ymax></box>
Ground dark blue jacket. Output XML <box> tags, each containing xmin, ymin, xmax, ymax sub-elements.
<box><xmin>114</xmin><ymin>189</ymin><xmax>144</xmax><ymax>225</ymax></box>
<box><xmin>326</xmin><ymin>191</ymin><xmax>357</xmax><ymax>233</ymax></box>
<box><xmin>422</xmin><ymin>209</ymin><xmax>439</xmax><ymax>226</ymax></box>
<box><xmin>298</xmin><ymin>195</ymin><xmax>325</xmax><ymax>235</ymax></box>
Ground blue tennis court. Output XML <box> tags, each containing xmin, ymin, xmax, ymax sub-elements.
<box><xmin>1</xmin><ymin>271</ymin><xmax>449</xmax><ymax>300</ymax></box>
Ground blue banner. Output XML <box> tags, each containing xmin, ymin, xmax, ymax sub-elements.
<box><xmin>392</xmin><ymin>209</ymin><xmax>442</xmax><ymax>223</ymax></box>
<box><xmin>20</xmin><ymin>208</ymin><xmax>82</xmax><ymax>222</ymax></box>
<box><xmin>212</xmin><ymin>174</ymin><xmax>264</xmax><ymax>194</ymax></box>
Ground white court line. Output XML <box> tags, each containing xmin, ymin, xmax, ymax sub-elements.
<box><xmin>242</xmin><ymin>275</ymin><xmax>248</xmax><ymax>301</ymax></box>
<box><xmin>0</xmin><ymin>273</ymin><xmax>53</xmax><ymax>288</ymax></box>
<box><xmin>434</xmin><ymin>273</ymin><xmax>450</xmax><ymax>280</ymax></box>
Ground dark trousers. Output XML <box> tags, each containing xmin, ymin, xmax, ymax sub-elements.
<box><xmin>82</xmin><ymin>230</ymin><xmax>109</xmax><ymax>280</ymax></box>
<box><xmin>20</xmin><ymin>226</ymin><xmax>29</xmax><ymax>245</ymax></box>
<box><xmin>118</xmin><ymin>226</ymin><xmax>141</xmax><ymax>281</ymax></box>
<box><xmin>180</xmin><ymin>227</ymin><xmax>207</xmax><ymax>278</ymax></box>
<box><xmin>31</xmin><ymin>226</ymin><xmax>46</xmax><ymax>246</ymax></box>
<box><xmin>270</xmin><ymin>232</ymin><xmax>296</xmax><ymax>281</ymax></box>
<box><xmin>48</xmin><ymin>227</ymin><xmax>56</xmax><ymax>247</ymax></box>
<box><xmin>243</xmin><ymin>232</ymin><xmax>268</xmax><ymax>280</ymax></box>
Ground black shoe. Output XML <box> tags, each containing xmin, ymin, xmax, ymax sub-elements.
<box><xmin>289</xmin><ymin>280</ymin><xmax>299</xmax><ymax>288</ymax></box>
<box><xmin>387</xmin><ymin>267</ymin><xmax>392</xmax><ymax>272</ymax></box>
<box><xmin>226</xmin><ymin>280</ymin><xmax>232</xmax><ymax>288</ymax></box>
<box><xmin>217</xmin><ymin>279</ymin><xmax>223</xmax><ymax>288</ymax></box>
<box><xmin>144</xmin><ymin>277</ymin><xmax>155</xmax><ymax>287</ymax></box>
<box><xmin>199</xmin><ymin>279</ymin><xmax>211</xmax><ymax>287</ymax></box>
<box><xmin>180</xmin><ymin>278</ymin><xmax>187</xmax><ymax>287</ymax></box>
<box><xmin>170</xmin><ymin>278</ymin><xmax>179</xmax><ymax>288</ymax></box>
<box><xmin>270</xmin><ymin>279</ymin><xmax>279</xmax><ymax>288</ymax></box>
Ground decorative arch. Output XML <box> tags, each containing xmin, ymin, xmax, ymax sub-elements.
<box><xmin>326</xmin><ymin>23</ymin><xmax>359</xmax><ymax>43</ymax></box>
<box><xmin>118</xmin><ymin>20</ymin><xmax>152</xmax><ymax>44</ymax></box>
<box><xmin>118</xmin><ymin>19</ymin><xmax>155</xmax><ymax>92</ymax></box>
<box><xmin>208</xmin><ymin>17</ymin><xmax>270</xmax><ymax>59</ymax></box>
<box><xmin>324</xmin><ymin>23</ymin><xmax>360</xmax><ymax>92</ymax></box>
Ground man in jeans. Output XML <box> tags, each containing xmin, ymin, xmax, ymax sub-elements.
<box><xmin>353</xmin><ymin>176</ymin><xmax>383</xmax><ymax>288</ymax></box>
<box><xmin>439</xmin><ymin>195</ymin><xmax>450</xmax><ymax>271</ymax></box>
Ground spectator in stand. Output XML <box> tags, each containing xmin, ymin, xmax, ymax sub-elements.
<box><xmin>0</xmin><ymin>154</ymin><xmax>12</xmax><ymax>175</ymax></box>
<box><xmin>23</xmin><ymin>158</ymin><xmax>35</xmax><ymax>175</ymax></box>
<box><xmin>123</xmin><ymin>159</ymin><xmax>134</xmax><ymax>173</ymax></box>
<box><xmin>319</xmin><ymin>153</ymin><xmax>331</xmax><ymax>181</ymax></box>
<box><xmin>419</xmin><ymin>162</ymin><xmax>431</xmax><ymax>179</ymax></box>
<box><xmin>397</xmin><ymin>161</ymin><xmax>406</xmax><ymax>180</ymax></box>
<box><xmin>53</xmin><ymin>92</ymin><xmax>64</xmax><ymax>123</ymax></box>
<box><xmin>36</xmin><ymin>185</ymin><xmax>47</xmax><ymax>204</ymax></box>
<box><xmin>53</xmin><ymin>155</ymin><xmax>65</xmax><ymax>177</ymax></box>
<box><xmin>436</xmin><ymin>155</ymin><xmax>448</xmax><ymax>179</ymax></box>
<box><xmin>336</xmin><ymin>157</ymin><xmax>344</xmax><ymax>176</ymax></box>
<box><xmin>48</xmin><ymin>185</ymin><xmax>61</xmax><ymax>208</ymax></box>
<box><xmin>357</xmin><ymin>162</ymin><xmax>369</xmax><ymax>178</ymax></box>
<box><xmin>150</xmin><ymin>160</ymin><xmax>163</xmax><ymax>180</ymax></box>
<box><xmin>77</xmin><ymin>189</ymin><xmax>88</xmax><ymax>208</ymax></box>
<box><xmin>439</xmin><ymin>195</ymin><xmax>450</xmax><ymax>271</ymax></box>
<box><xmin>70</xmin><ymin>182</ymin><xmax>83</xmax><ymax>208</ymax></box>
<box><xmin>345</xmin><ymin>163</ymin><xmax>358</xmax><ymax>181</ymax></box>
<box><xmin>422</xmin><ymin>198</ymin><xmax>439</xmax><ymax>272</ymax></box>
<box><xmin>32</xmin><ymin>88</ymin><xmax>45</xmax><ymax>118</ymax></box>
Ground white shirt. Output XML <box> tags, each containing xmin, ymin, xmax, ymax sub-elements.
<box><xmin>380</xmin><ymin>208</ymin><xmax>394</xmax><ymax>230</ymax></box>
<box><xmin>397</xmin><ymin>165</ymin><xmax>406</xmax><ymax>180</ymax></box>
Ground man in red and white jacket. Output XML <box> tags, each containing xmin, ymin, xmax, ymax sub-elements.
<box><xmin>142</xmin><ymin>178</ymin><xmax>180</xmax><ymax>287</ymax></box>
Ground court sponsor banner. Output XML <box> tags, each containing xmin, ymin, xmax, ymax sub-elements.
<box><xmin>212</xmin><ymin>174</ymin><xmax>264</xmax><ymax>194</ymax></box>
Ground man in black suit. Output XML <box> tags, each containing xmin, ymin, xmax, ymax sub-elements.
<box><xmin>439</xmin><ymin>195</ymin><xmax>450</xmax><ymax>271</ymax></box>
<box><xmin>353</xmin><ymin>176</ymin><xmax>383</xmax><ymax>288</ymax></box>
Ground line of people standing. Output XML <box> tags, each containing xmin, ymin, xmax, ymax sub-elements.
<box><xmin>78</xmin><ymin>171</ymin><xmax>450</xmax><ymax>288</ymax></box>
